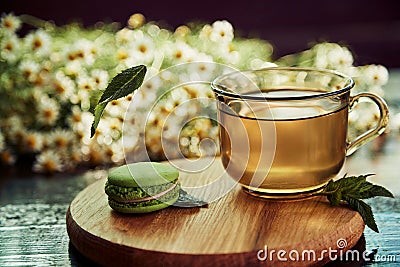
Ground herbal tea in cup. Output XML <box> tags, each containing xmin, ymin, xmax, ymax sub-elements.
<box><xmin>212</xmin><ymin>68</ymin><xmax>389</xmax><ymax>199</ymax></box>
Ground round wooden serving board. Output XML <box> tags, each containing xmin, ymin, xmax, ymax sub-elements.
<box><xmin>67</xmin><ymin>157</ymin><xmax>365</xmax><ymax>267</ymax></box>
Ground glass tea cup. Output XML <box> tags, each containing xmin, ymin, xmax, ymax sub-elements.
<box><xmin>211</xmin><ymin>67</ymin><xmax>389</xmax><ymax>199</ymax></box>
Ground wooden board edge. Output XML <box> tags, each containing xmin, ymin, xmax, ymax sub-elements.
<box><xmin>67</xmin><ymin>205</ymin><xmax>333</xmax><ymax>267</ymax></box>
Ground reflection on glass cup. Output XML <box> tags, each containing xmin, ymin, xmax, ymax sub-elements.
<box><xmin>212</xmin><ymin>67</ymin><xmax>389</xmax><ymax>199</ymax></box>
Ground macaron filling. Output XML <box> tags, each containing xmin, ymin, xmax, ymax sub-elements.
<box><xmin>107</xmin><ymin>183</ymin><xmax>180</xmax><ymax>209</ymax></box>
<box><xmin>112</xmin><ymin>182</ymin><xmax>178</xmax><ymax>204</ymax></box>
<box><xmin>105</xmin><ymin>179</ymin><xmax>178</xmax><ymax>200</ymax></box>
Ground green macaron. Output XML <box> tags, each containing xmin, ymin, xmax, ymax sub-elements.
<box><xmin>105</xmin><ymin>162</ymin><xmax>180</xmax><ymax>213</ymax></box>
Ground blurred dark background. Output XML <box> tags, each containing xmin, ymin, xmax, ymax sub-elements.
<box><xmin>2</xmin><ymin>0</ymin><xmax>400</xmax><ymax>67</ymax></box>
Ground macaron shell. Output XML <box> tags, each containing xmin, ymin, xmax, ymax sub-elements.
<box><xmin>108</xmin><ymin>162</ymin><xmax>179</xmax><ymax>187</ymax></box>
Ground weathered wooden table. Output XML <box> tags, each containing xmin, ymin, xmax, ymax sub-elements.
<box><xmin>1</xmin><ymin>70</ymin><xmax>400</xmax><ymax>266</ymax></box>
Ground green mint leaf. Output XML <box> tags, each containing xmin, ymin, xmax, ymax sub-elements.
<box><xmin>89</xmin><ymin>90</ymin><xmax>103</xmax><ymax>114</ymax></box>
<box><xmin>90</xmin><ymin>65</ymin><xmax>147</xmax><ymax>138</ymax></box>
<box><xmin>90</xmin><ymin>102</ymin><xmax>107</xmax><ymax>137</ymax></box>
<box><xmin>324</xmin><ymin>179</ymin><xmax>338</xmax><ymax>193</ymax></box>
<box><xmin>336</xmin><ymin>174</ymin><xmax>371</xmax><ymax>198</ymax></box>
<box><xmin>357</xmin><ymin>183</ymin><xmax>394</xmax><ymax>199</ymax></box>
<box><xmin>327</xmin><ymin>190</ymin><xmax>342</xmax><ymax>206</ymax></box>
<box><xmin>99</xmin><ymin>65</ymin><xmax>146</xmax><ymax>103</ymax></box>
<box><xmin>329</xmin><ymin>174</ymin><xmax>368</xmax><ymax>191</ymax></box>
<box><xmin>320</xmin><ymin>174</ymin><xmax>394</xmax><ymax>233</ymax></box>
<box><xmin>343</xmin><ymin>196</ymin><xmax>379</xmax><ymax>233</ymax></box>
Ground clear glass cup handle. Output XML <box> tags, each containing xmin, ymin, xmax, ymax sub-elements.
<box><xmin>346</xmin><ymin>93</ymin><xmax>389</xmax><ymax>156</ymax></box>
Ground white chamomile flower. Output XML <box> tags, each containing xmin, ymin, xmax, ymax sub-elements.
<box><xmin>170</xmin><ymin>86</ymin><xmax>191</xmax><ymax>104</ymax></box>
<box><xmin>52</xmin><ymin>71</ymin><xmax>75</xmax><ymax>102</ymax></box>
<box><xmin>183</xmin><ymin>83</ymin><xmax>213</xmax><ymax>99</ymax></box>
<box><xmin>18</xmin><ymin>60</ymin><xmax>40</xmax><ymax>82</ymax></box>
<box><xmin>116</xmin><ymin>28</ymin><xmax>134</xmax><ymax>45</ymax></box>
<box><xmin>91</xmin><ymin>69</ymin><xmax>109</xmax><ymax>90</ymax></box>
<box><xmin>186</xmin><ymin>53</ymin><xmax>216</xmax><ymax>81</ymax></box>
<box><xmin>351</xmin><ymin>107</ymin><xmax>380</xmax><ymax>132</ymax></box>
<box><xmin>92</xmin><ymin>116</ymin><xmax>118</xmax><ymax>143</ymax></box>
<box><xmin>79</xmin><ymin>112</ymin><xmax>95</xmax><ymax>131</ymax></box>
<box><xmin>68</xmin><ymin>105</ymin><xmax>84</xmax><ymax>127</ymax></box>
<box><xmin>1</xmin><ymin>150</ymin><xmax>16</xmax><ymax>166</ymax></box>
<box><xmin>327</xmin><ymin>46</ymin><xmax>353</xmax><ymax>69</ymax></box>
<box><xmin>168</xmin><ymin>41</ymin><xmax>196</xmax><ymax>63</ymax></box>
<box><xmin>3</xmin><ymin>116</ymin><xmax>23</xmax><ymax>140</ymax></box>
<box><xmin>130</xmin><ymin>32</ymin><xmax>154</xmax><ymax>64</ymax></box>
<box><xmin>65</xmin><ymin>48</ymin><xmax>77</xmax><ymax>61</ymax></box>
<box><xmin>69</xmin><ymin>108</ymin><xmax>93</xmax><ymax>143</ymax></box>
<box><xmin>145</xmin><ymin>126</ymin><xmax>163</xmax><ymax>155</ymax></box>
<box><xmin>107</xmin><ymin>117</ymin><xmax>123</xmax><ymax>134</ymax></box>
<box><xmin>162</xmin><ymin>126</ymin><xmax>181</xmax><ymax>149</ymax></box>
<box><xmin>131</xmin><ymin>87</ymin><xmax>158</xmax><ymax>109</ymax></box>
<box><xmin>74</xmin><ymin>74</ymin><xmax>94</xmax><ymax>110</ymax></box>
<box><xmin>74</xmin><ymin>39</ymin><xmax>96</xmax><ymax>65</ymax></box>
<box><xmin>199</xmin><ymin>24</ymin><xmax>212</xmax><ymax>40</ymax></box>
<box><xmin>142</xmin><ymin>68</ymin><xmax>162</xmax><ymax>92</ymax></box>
<box><xmin>145</xmin><ymin>106</ymin><xmax>164</xmax><ymax>128</ymax></box>
<box><xmin>122</xmin><ymin>126</ymin><xmax>140</xmax><ymax>152</ymax></box>
<box><xmin>351</xmin><ymin>69</ymin><xmax>366</xmax><ymax>88</ymax></box>
<box><xmin>25</xmin><ymin>29</ymin><xmax>51</xmax><ymax>56</ymax></box>
<box><xmin>362</xmin><ymin>65</ymin><xmax>389</xmax><ymax>86</ymax></box>
<box><xmin>64</xmin><ymin>39</ymin><xmax>95</xmax><ymax>65</ymax></box>
<box><xmin>0</xmin><ymin>13</ymin><xmax>21</xmax><ymax>32</ymax></box>
<box><xmin>159</xmin><ymin>69</ymin><xmax>174</xmax><ymax>82</ymax></box>
<box><xmin>0</xmin><ymin>33</ymin><xmax>20</xmax><ymax>63</ymax></box>
<box><xmin>104</xmin><ymin>99</ymin><xmax>124</xmax><ymax>118</ymax></box>
<box><xmin>218</xmin><ymin>43</ymin><xmax>240</xmax><ymax>65</ymax></box>
<box><xmin>210</xmin><ymin>20</ymin><xmax>234</xmax><ymax>44</ymax></box>
<box><xmin>77</xmin><ymin>73</ymin><xmax>96</xmax><ymax>91</ymax></box>
<box><xmin>77</xmin><ymin>90</ymin><xmax>91</xmax><ymax>110</ymax></box>
<box><xmin>116</xmin><ymin>95</ymin><xmax>133</xmax><ymax>112</ymax></box>
<box><xmin>148</xmin><ymin>65</ymin><xmax>162</xmax><ymax>78</ymax></box>
<box><xmin>312</xmin><ymin>43</ymin><xmax>330</xmax><ymax>69</ymax></box>
<box><xmin>116</xmin><ymin>47</ymin><xmax>131</xmax><ymax>63</ymax></box>
<box><xmin>37</xmin><ymin>96</ymin><xmax>60</xmax><ymax>126</ymax></box>
<box><xmin>49</xmin><ymin>128</ymin><xmax>75</xmax><ymax>150</ymax></box>
<box><xmin>23</xmin><ymin>131</ymin><xmax>43</xmax><ymax>152</ymax></box>
<box><xmin>106</xmin><ymin>141</ymin><xmax>125</xmax><ymax>163</ymax></box>
<box><xmin>65</xmin><ymin>60</ymin><xmax>82</xmax><ymax>76</ymax></box>
<box><xmin>33</xmin><ymin>150</ymin><xmax>64</xmax><ymax>173</ymax></box>
<box><xmin>68</xmin><ymin>145</ymin><xmax>83</xmax><ymax>165</ymax></box>
<box><xmin>9</xmin><ymin>127</ymin><xmax>26</xmax><ymax>146</ymax></box>
<box><xmin>85</xmin><ymin>143</ymin><xmax>107</xmax><ymax>165</ymax></box>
